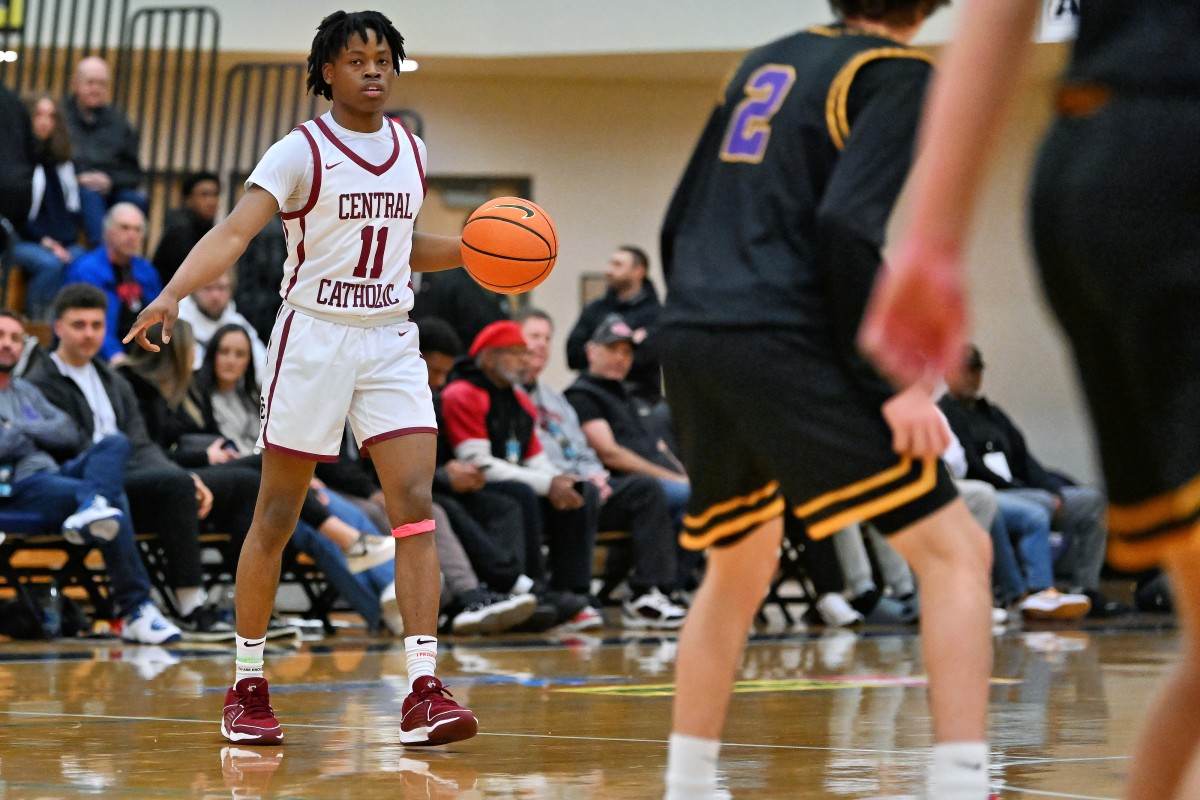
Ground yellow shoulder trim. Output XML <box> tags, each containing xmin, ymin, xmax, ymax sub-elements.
<box><xmin>825</xmin><ymin>48</ymin><xmax>934</xmax><ymax>150</ymax></box>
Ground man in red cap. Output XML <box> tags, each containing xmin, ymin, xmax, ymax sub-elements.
<box><xmin>440</xmin><ymin>320</ymin><xmax>602</xmax><ymax>628</ymax></box>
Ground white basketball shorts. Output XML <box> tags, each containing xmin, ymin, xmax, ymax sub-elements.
<box><xmin>257</xmin><ymin>308</ymin><xmax>436</xmax><ymax>461</ymax></box>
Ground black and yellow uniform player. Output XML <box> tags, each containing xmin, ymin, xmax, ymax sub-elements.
<box><xmin>862</xmin><ymin>2</ymin><xmax>1200</xmax><ymax>800</ymax></box>
<box><xmin>658</xmin><ymin>2</ymin><xmax>997</xmax><ymax>800</ymax></box>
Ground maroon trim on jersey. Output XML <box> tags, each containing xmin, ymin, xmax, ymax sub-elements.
<box><xmin>395</xmin><ymin>118</ymin><xmax>427</xmax><ymax>197</ymax></box>
<box><xmin>262</xmin><ymin>441</ymin><xmax>340</xmax><ymax>463</ymax></box>
<box><xmin>261</xmin><ymin>309</ymin><xmax>295</xmax><ymax>453</ymax></box>
<box><xmin>313</xmin><ymin>115</ymin><xmax>399</xmax><ymax>176</ymax></box>
<box><xmin>280</xmin><ymin>124</ymin><xmax>323</xmax><ymax>221</ymax></box>
<box><xmin>359</xmin><ymin>426</ymin><xmax>439</xmax><ymax>455</ymax></box>
<box><xmin>283</xmin><ymin>215</ymin><xmax>306</xmax><ymax>301</ymax></box>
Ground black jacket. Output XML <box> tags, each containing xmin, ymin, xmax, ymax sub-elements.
<box><xmin>0</xmin><ymin>83</ymin><xmax>34</xmax><ymax>226</ymax></box>
<box><xmin>565</xmin><ymin>283</ymin><xmax>663</xmax><ymax>396</ymax></box>
<box><xmin>938</xmin><ymin>394</ymin><xmax>1069</xmax><ymax>494</ymax></box>
<box><xmin>62</xmin><ymin>96</ymin><xmax>143</xmax><ymax>192</ymax></box>
<box><xmin>24</xmin><ymin>347</ymin><xmax>178</xmax><ymax>473</ymax></box>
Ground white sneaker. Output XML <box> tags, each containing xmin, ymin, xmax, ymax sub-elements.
<box><xmin>343</xmin><ymin>533</ymin><xmax>394</xmax><ymax>574</ymax></box>
<box><xmin>622</xmin><ymin>588</ymin><xmax>687</xmax><ymax>629</ymax></box>
<box><xmin>815</xmin><ymin>593</ymin><xmax>864</xmax><ymax>627</ymax></box>
<box><xmin>380</xmin><ymin>580</ymin><xmax>404</xmax><ymax>636</ymax></box>
<box><xmin>122</xmin><ymin>601</ymin><xmax>183</xmax><ymax>645</ymax></box>
<box><xmin>992</xmin><ymin>606</ymin><xmax>1010</xmax><ymax>625</ymax></box>
<box><xmin>1020</xmin><ymin>588</ymin><xmax>1091</xmax><ymax>621</ymax></box>
<box><xmin>62</xmin><ymin>495</ymin><xmax>122</xmax><ymax>546</ymax></box>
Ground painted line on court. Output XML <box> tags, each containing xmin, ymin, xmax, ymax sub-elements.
<box><xmin>558</xmin><ymin>675</ymin><xmax>1021</xmax><ymax>697</ymax></box>
<box><xmin>996</xmin><ymin>785</ymin><xmax>1117</xmax><ymax>800</ymax></box>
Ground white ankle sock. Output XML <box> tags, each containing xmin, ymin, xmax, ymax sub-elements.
<box><xmin>405</xmin><ymin>635</ymin><xmax>437</xmax><ymax>686</ymax></box>
<box><xmin>235</xmin><ymin>634</ymin><xmax>266</xmax><ymax>682</ymax></box>
<box><xmin>930</xmin><ymin>741</ymin><xmax>989</xmax><ymax>800</ymax></box>
<box><xmin>664</xmin><ymin>733</ymin><xmax>720</xmax><ymax>800</ymax></box>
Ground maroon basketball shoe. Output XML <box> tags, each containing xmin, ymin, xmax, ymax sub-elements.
<box><xmin>400</xmin><ymin>676</ymin><xmax>478</xmax><ymax>746</ymax></box>
<box><xmin>221</xmin><ymin>677</ymin><xmax>283</xmax><ymax>745</ymax></box>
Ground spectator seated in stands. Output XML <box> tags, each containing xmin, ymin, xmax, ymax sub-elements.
<box><xmin>12</xmin><ymin>93</ymin><xmax>87</xmax><ymax>321</ymax></box>
<box><xmin>565</xmin><ymin>245</ymin><xmax>663</xmax><ymax>401</ymax></box>
<box><xmin>518</xmin><ymin>308</ymin><xmax>686</xmax><ymax>629</ymax></box>
<box><xmin>64</xmin><ymin>203</ymin><xmax>161</xmax><ymax>364</ymax></box>
<box><xmin>152</xmin><ymin>171</ymin><xmax>219</xmax><ymax>285</ymax></box>
<box><xmin>117</xmin><ymin>320</ymin><xmax>400</xmax><ymax>634</ymax></box>
<box><xmin>564</xmin><ymin>315</ymin><xmax>693</xmax><ymax>580</ymax></box>
<box><xmin>941</xmin><ymin>420</ymin><xmax>1090</xmax><ymax>621</ymax></box>
<box><xmin>440</xmin><ymin>319</ymin><xmax>600</xmax><ymax>628</ymax></box>
<box><xmin>24</xmin><ymin>284</ymin><xmax>244</xmax><ymax>640</ymax></box>
<box><xmin>420</xmin><ymin>317</ymin><xmax>587</xmax><ymax>632</ymax></box>
<box><xmin>176</xmin><ymin>268</ymin><xmax>267</xmax><ymax>380</ymax></box>
<box><xmin>940</xmin><ymin>344</ymin><xmax>1128</xmax><ymax>617</ymax></box>
<box><xmin>62</xmin><ymin>56</ymin><xmax>148</xmax><ymax>247</ymax></box>
<box><xmin>0</xmin><ymin>308</ymin><xmax>180</xmax><ymax>643</ymax></box>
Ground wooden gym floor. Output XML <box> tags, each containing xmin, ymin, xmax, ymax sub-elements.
<box><xmin>0</xmin><ymin>613</ymin><xmax>1178</xmax><ymax>799</ymax></box>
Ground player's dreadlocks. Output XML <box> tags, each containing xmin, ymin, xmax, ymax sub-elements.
<box><xmin>306</xmin><ymin>10</ymin><xmax>406</xmax><ymax>100</ymax></box>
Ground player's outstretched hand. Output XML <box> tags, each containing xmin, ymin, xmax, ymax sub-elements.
<box><xmin>858</xmin><ymin>239</ymin><xmax>968</xmax><ymax>387</ymax></box>
<box><xmin>122</xmin><ymin>293</ymin><xmax>180</xmax><ymax>352</ymax></box>
<box><xmin>881</xmin><ymin>384</ymin><xmax>950</xmax><ymax>459</ymax></box>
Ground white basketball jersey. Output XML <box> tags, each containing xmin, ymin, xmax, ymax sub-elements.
<box><xmin>269</xmin><ymin>115</ymin><xmax>425</xmax><ymax>324</ymax></box>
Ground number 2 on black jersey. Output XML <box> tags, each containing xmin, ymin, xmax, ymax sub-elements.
<box><xmin>720</xmin><ymin>64</ymin><xmax>796</xmax><ymax>164</ymax></box>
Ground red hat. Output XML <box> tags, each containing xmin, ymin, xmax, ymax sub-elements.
<box><xmin>469</xmin><ymin>320</ymin><xmax>527</xmax><ymax>358</ymax></box>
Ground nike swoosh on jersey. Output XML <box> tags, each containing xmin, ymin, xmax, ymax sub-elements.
<box><xmin>325</xmin><ymin>161</ymin><xmax>344</xmax><ymax>169</ymax></box>
<box><xmin>398</xmin><ymin>331</ymin><xmax>409</xmax><ymax>338</ymax></box>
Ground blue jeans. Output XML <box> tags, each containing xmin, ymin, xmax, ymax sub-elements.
<box><xmin>990</xmin><ymin>492</ymin><xmax>1055</xmax><ymax>604</ymax></box>
<box><xmin>78</xmin><ymin>186</ymin><xmax>149</xmax><ymax>247</ymax></box>
<box><xmin>11</xmin><ymin>241</ymin><xmax>84</xmax><ymax>320</ymax></box>
<box><xmin>3</xmin><ymin>435</ymin><xmax>149</xmax><ymax>617</ymax></box>
<box><xmin>288</xmin><ymin>520</ymin><xmax>387</xmax><ymax>632</ymax></box>
<box><xmin>325</xmin><ymin>490</ymin><xmax>395</xmax><ymax>620</ymax></box>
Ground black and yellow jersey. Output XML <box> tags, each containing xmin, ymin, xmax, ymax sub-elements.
<box><xmin>660</xmin><ymin>23</ymin><xmax>932</xmax><ymax>367</ymax></box>
<box><xmin>1066</xmin><ymin>0</ymin><xmax>1200</xmax><ymax>94</ymax></box>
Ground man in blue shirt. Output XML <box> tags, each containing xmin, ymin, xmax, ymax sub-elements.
<box><xmin>66</xmin><ymin>203</ymin><xmax>161</xmax><ymax>363</ymax></box>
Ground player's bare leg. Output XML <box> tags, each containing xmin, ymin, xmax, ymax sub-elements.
<box><xmin>236</xmin><ymin>451</ymin><xmax>317</xmax><ymax>637</ymax></box>
<box><xmin>370</xmin><ymin>432</ymin><xmax>478</xmax><ymax>746</ymax></box>
<box><xmin>665</xmin><ymin>516</ymin><xmax>783</xmax><ymax>797</ymax></box>
<box><xmin>1126</xmin><ymin>545</ymin><xmax>1200</xmax><ymax>800</ymax></box>
<box><xmin>223</xmin><ymin>450</ymin><xmax>316</xmax><ymax>745</ymax></box>
<box><xmin>887</xmin><ymin>498</ymin><xmax>993</xmax><ymax>798</ymax></box>
<box><xmin>370</xmin><ymin>433</ymin><xmax>441</xmax><ymax>636</ymax></box>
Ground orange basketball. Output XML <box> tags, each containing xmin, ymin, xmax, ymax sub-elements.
<box><xmin>460</xmin><ymin>196</ymin><xmax>558</xmax><ymax>294</ymax></box>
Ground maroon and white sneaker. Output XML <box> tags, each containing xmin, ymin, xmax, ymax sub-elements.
<box><xmin>221</xmin><ymin>677</ymin><xmax>283</xmax><ymax>745</ymax></box>
<box><xmin>400</xmin><ymin>676</ymin><xmax>478</xmax><ymax>746</ymax></box>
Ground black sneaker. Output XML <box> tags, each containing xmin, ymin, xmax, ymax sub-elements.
<box><xmin>178</xmin><ymin>605</ymin><xmax>237</xmax><ymax>642</ymax></box>
<box><xmin>449</xmin><ymin>588</ymin><xmax>538</xmax><ymax>634</ymax></box>
<box><xmin>264</xmin><ymin>615</ymin><xmax>301</xmax><ymax>639</ymax></box>
<box><xmin>1083</xmin><ymin>590</ymin><xmax>1132</xmax><ymax>619</ymax></box>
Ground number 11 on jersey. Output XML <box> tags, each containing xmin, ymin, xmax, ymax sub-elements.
<box><xmin>355</xmin><ymin>225</ymin><xmax>389</xmax><ymax>279</ymax></box>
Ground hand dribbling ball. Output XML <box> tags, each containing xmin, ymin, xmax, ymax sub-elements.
<box><xmin>460</xmin><ymin>196</ymin><xmax>558</xmax><ymax>294</ymax></box>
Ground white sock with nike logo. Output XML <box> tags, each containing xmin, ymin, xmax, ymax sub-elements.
<box><xmin>404</xmin><ymin>635</ymin><xmax>438</xmax><ymax>687</ymax></box>
<box><xmin>931</xmin><ymin>741</ymin><xmax>989</xmax><ymax>800</ymax></box>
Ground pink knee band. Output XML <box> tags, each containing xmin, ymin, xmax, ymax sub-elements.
<box><xmin>393</xmin><ymin>519</ymin><xmax>436</xmax><ymax>539</ymax></box>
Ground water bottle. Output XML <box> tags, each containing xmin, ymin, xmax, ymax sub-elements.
<box><xmin>40</xmin><ymin>579</ymin><xmax>62</xmax><ymax>639</ymax></box>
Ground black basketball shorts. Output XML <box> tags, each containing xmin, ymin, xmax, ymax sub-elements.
<box><xmin>659</xmin><ymin>326</ymin><xmax>957</xmax><ymax>551</ymax></box>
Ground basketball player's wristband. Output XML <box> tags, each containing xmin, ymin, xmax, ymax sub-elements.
<box><xmin>393</xmin><ymin>519</ymin><xmax>436</xmax><ymax>538</ymax></box>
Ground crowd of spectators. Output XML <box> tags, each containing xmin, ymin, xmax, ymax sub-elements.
<box><xmin>0</xmin><ymin>58</ymin><xmax>1154</xmax><ymax>642</ymax></box>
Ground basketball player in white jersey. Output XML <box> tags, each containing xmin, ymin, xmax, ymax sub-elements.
<box><xmin>124</xmin><ymin>10</ymin><xmax>477</xmax><ymax>747</ymax></box>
